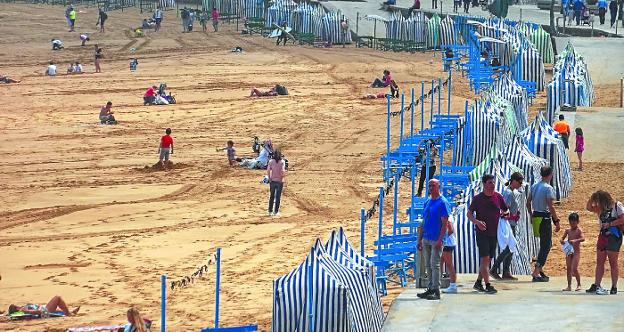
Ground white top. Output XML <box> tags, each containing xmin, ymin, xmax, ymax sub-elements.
<box><xmin>52</xmin><ymin>39</ymin><xmax>63</xmax><ymax>47</ymax></box>
<box><xmin>74</xmin><ymin>64</ymin><xmax>83</xmax><ymax>72</ymax></box>
<box><xmin>154</xmin><ymin>9</ymin><xmax>162</xmax><ymax>19</ymax></box>
<box><xmin>47</xmin><ymin>64</ymin><xmax>57</xmax><ymax>76</ymax></box>
<box><xmin>256</xmin><ymin>147</ymin><xmax>270</xmax><ymax>164</ymax></box>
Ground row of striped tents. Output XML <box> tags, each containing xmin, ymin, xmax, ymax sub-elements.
<box><xmin>384</xmin><ymin>11</ymin><xmax>426</xmax><ymax>43</ymax></box>
<box><xmin>504</xmin><ymin>135</ymin><xmax>549</xmax><ymax>185</ymax></box>
<box><xmin>440</xmin><ymin>16</ymin><xmax>462</xmax><ymax>46</ymax></box>
<box><xmin>266</xmin><ymin>0</ymin><xmax>298</xmax><ymax>28</ymax></box>
<box><xmin>159</xmin><ymin>0</ymin><xmax>175</xmax><ymax>9</ymax></box>
<box><xmin>545</xmin><ymin>42</ymin><xmax>594</xmax><ymax>123</ymax></box>
<box><xmin>521</xmin><ymin>112</ymin><xmax>572</xmax><ymax>200</ymax></box>
<box><xmin>291</xmin><ymin>3</ymin><xmax>325</xmax><ymax>34</ymax></box>
<box><xmin>272</xmin><ymin>229</ymin><xmax>384</xmax><ymax>332</ymax></box>
<box><xmin>528</xmin><ymin>26</ymin><xmax>554</xmax><ymax>64</ymax></box>
<box><xmin>316</xmin><ymin>12</ymin><xmax>353</xmax><ymax>44</ymax></box>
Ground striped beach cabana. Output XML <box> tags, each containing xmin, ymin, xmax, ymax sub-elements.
<box><xmin>529</xmin><ymin>26</ymin><xmax>554</xmax><ymax>64</ymax></box>
<box><xmin>317</xmin><ymin>12</ymin><xmax>353</xmax><ymax>44</ymax></box>
<box><xmin>521</xmin><ymin>112</ymin><xmax>572</xmax><ymax>200</ymax></box>
<box><xmin>492</xmin><ymin>73</ymin><xmax>529</xmax><ymax>131</ymax></box>
<box><xmin>292</xmin><ymin>2</ymin><xmax>325</xmax><ymax>34</ymax></box>
<box><xmin>266</xmin><ymin>0</ymin><xmax>298</xmax><ymax>28</ymax></box>
<box><xmin>426</xmin><ymin>13</ymin><xmax>441</xmax><ymax>49</ymax></box>
<box><xmin>440</xmin><ymin>16</ymin><xmax>462</xmax><ymax>47</ymax></box>
<box><xmin>546</xmin><ymin>42</ymin><xmax>594</xmax><ymax>123</ymax></box>
<box><xmin>272</xmin><ymin>237</ymin><xmax>384</xmax><ymax>332</ymax></box>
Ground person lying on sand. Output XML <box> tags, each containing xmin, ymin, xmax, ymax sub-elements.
<box><xmin>8</xmin><ymin>296</ymin><xmax>80</xmax><ymax>317</ymax></box>
<box><xmin>250</xmin><ymin>85</ymin><xmax>288</xmax><ymax>97</ymax></box>
<box><xmin>0</xmin><ymin>75</ymin><xmax>20</xmax><ymax>83</ymax></box>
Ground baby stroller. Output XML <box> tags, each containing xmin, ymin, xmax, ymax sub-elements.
<box><xmin>581</xmin><ymin>7</ymin><xmax>592</xmax><ymax>26</ymax></box>
<box><xmin>158</xmin><ymin>83</ymin><xmax>177</xmax><ymax>104</ymax></box>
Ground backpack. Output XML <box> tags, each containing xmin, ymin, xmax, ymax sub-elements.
<box><xmin>275</xmin><ymin>85</ymin><xmax>288</xmax><ymax>95</ymax></box>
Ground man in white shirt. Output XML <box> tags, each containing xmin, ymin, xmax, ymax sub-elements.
<box><xmin>46</xmin><ymin>61</ymin><xmax>57</xmax><ymax>76</ymax></box>
<box><xmin>154</xmin><ymin>6</ymin><xmax>163</xmax><ymax>31</ymax></box>
<box><xmin>51</xmin><ymin>39</ymin><xmax>63</xmax><ymax>50</ymax></box>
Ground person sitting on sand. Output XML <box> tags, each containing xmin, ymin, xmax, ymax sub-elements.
<box><xmin>0</xmin><ymin>75</ymin><xmax>20</xmax><ymax>83</ymax></box>
<box><xmin>120</xmin><ymin>307</ymin><xmax>151</xmax><ymax>332</ymax></box>
<box><xmin>45</xmin><ymin>61</ymin><xmax>57</xmax><ymax>76</ymax></box>
<box><xmin>370</xmin><ymin>70</ymin><xmax>392</xmax><ymax>88</ymax></box>
<box><xmin>73</xmin><ymin>62</ymin><xmax>83</xmax><ymax>73</ymax></box>
<box><xmin>51</xmin><ymin>39</ymin><xmax>64</xmax><ymax>50</ymax></box>
<box><xmin>144</xmin><ymin>85</ymin><xmax>157</xmax><ymax>105</ymax></box>
<box><xmin>99</xmin><ymin>101</ymin><xmax>117</xmax><ymax>124</ymax></box>
<box><xmin>240</xmin><ymin>140</ymin><xmax>273</xmax><ymax>169</ymax></box>
<box><xmin>67</xmin><ymin>63</ymin><xmax>75</xmax><ymax>74</ymax></box>
<box><xmin>8</xmin><ymin>295</ymin><xmax>80</xmax><ymax>317</ymax></box>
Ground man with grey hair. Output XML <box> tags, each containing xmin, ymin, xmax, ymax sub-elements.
<box><xmin>417</xmin><ymin>179</ymin><xmax>451</xmax><ymax>300</ymax></box>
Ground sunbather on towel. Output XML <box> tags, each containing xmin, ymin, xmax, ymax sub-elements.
<box><xmin>8</xmin><ymin>296</ymin><xmax>80</xmax><ymax>317</ymax></box>
<box><xmin>119</xmin><ymin>307</ymin><xmax>151</xmax><ymax>332</ymax></box>
<box><xmin>250</xmin><ymin>85</ymin><xmax>288</xmax><ymax>97</ymax></box>
<box><xmin>0</xmin><ymin>75</ymin><xmax>20</xmax><ymax>83</ymax></box>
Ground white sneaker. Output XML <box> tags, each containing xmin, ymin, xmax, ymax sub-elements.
<box><xmin>442</xmin><ymin>284</ymin><xmax>457</xmax><ymax>294</ymax></box>
<box><xmin>269</xmin><ymin>212</ymin><xmax>274</xmax><ymax>216</ymax></box>
<box><xmin>596</xmin><ymin>287</ymin><xmax>610</xmax><ymax>295</ymax></box>
<box><xmin>274</xmin><ymin>212</ymin><xmax>280</xmax><ymax>217</ymax></box>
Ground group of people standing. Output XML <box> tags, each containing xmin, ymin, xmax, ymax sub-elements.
<box><xmin>180</xmin><ymin>7</ymin><xmax>220</xmax><ymax>33</ymax></box>
<box><xmin>417</xmin><ymin>165</ymin><xmax>623</xmax><ymax>300</ymax></box>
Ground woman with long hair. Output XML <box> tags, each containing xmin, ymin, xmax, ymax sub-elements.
<box><xmin>585</xmin><ymin>190</ymin><xmax>624</xmax><ymax>295</ymax></box>
<box><xmin>267</xmin><ymin>148</ymin><xmax>286</xmax><ymax>217</ymax></box>
<box><xmin>123</xmin><ymin>307</ymin><xmax>150</xmax><ymax>332</ymax></box>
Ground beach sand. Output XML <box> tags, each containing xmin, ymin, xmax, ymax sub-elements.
<box><xmin>0</xmin><ymin>4</ymin><xmax>623</xmax><ymax>331</ymax></box>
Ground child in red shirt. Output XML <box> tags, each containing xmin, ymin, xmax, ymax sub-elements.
<box><xmin>159</xmin><ymin>128</ymin><xmax>174</xmax><ymax>169</ymax></box>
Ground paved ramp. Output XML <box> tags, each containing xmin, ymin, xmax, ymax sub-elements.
<box><xmin>573</xmin><ymin>107</ymin><xmax>624</xmax><ymax>162</ymax></box>
<box><xmin>382</xmin><ymin>276</ymin><xmax>624</xmax><ymax>332</ymax></box>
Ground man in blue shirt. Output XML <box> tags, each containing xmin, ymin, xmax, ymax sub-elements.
<box><xmin>573</xmin><ymin>0</ymin><xmax>584</xmax><ymax>25</ymax></box>
<box><xmin>417</xmin><ymin>179</ymin><xmax>451</xmax><ymax>300</ymax></box>
<box><xmin>598</xmin><ymin>0</ymin><xmax>608</xmax><ymax>25</ymax></box>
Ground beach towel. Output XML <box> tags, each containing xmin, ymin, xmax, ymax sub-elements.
<box><xmin>7</xmin><ymin>311</ymin><xmax>65</xmax><ymax>320</ymax></box>
<box><xmin>67</xmin><ymin>324</ymin><xmax>125</xmax><ymax>332</ymax></box>
<box><xmin>497</xmin><ymin>218</ymin><xmax>517</xmax><ymax>253</ymax></box>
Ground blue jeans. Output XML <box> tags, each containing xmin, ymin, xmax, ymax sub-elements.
<box><xmin>269</xmin><ymin>181</ymin><xmax>284</xmax><ymax>213</ymax></box>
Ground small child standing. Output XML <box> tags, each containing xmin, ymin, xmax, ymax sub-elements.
<box><xmin>441</xmin><ymin>221</ymin><xmax>458</xmax><ymax>294</ymax></box>
<box><xmin>574</xmin><ymin>127</ymin><xmax>584</xmax><ymax>171</ymax></box>
<box><xmin>159</xmin><ymin>128</ymin><xmax>174</xmax><ymax>169</ymax></box>
<box><xmin>560</xmin><ymin>212</ymin><xmax>585</xmax><ymax>291</ymax></box>
<box><xmin>217</xmin><ymin>140</ymin><xmax>236</xmax><ymax>166</ymax></box>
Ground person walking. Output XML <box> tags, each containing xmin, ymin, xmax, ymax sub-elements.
<box><xmin>267</xmin><ymin>149</ymin><xmax>286</xmax><ymax>217</ymax></box>
<box><xmin>158</xmin><ymin>128</ymin><xmax>174</xmax><ymax>170</ymax></box>
<box><xmin>181</xmin><ymin>7</ymin><xmax>189</xmax><ymax>32</ymax></box>
<box><xmin>490</xmin><ymin>172</ymin><xmax>524</xmax><ymax>281</ymax></box>
<box><xmin>598</xmin><ymin>0</ymin><xmax>608</xmax><ymax>24</ymax></box>
<box><xmin>96</xmin><ymin>8</ymin><xmax>107</xmax><ymax>33</ymax></box>
<box><xmin>276</xmin><ymin>21</ymin><xmax>289</xmax><ymax>46</ymax></box>
<box><xmin>609</xmin><ymin>0</ymin><xmax>618</xmax><ymax>27</ymax></box>
<box><xmin>467</xmin><ymin>174</ymin><xmax>509</xmax><ymax>294</ymax></box>
<box><xmin>211</xmin><ymin>7</ymin><xmax>219</xmax><ymax>32</ymax></box>
<box><xmin>573</xmin><ymin>0</ymin><xmax>584</xmax><ymax>25</ymax></box>
<box><xmin>69</xmin><ymin>6</ymin><xmax>77</xmax><ymax>32</ymax></box>
<box><xmin>527</xmin><ymin>166</ymin><xmax>561</xmax><ymax>282</ymax></box>
<box><xmin>417</xmin><ymin>140</ymin><xmax>438</xmax><ymax>197</ymax></box>
<box><xmin>154</xmin><ymin>6</ymin><xmax>163</xmax><ymax>32</ymax></box>
<box><xmin>585</xmin><ymin>191</ymin><xmax>623</xmax><ymax>295</ymax></box>
<box><xmin>94</xmin><ymin>44</ymin><xmax>103</xmax><ymax>73</ymax></box>
<box><xmin>553</xmin><ymin>114</ymin><xmax>571</xmax><ymax>149</ymax></box>
<box><xmin>65</xmin><ymin>5</ymin><xmax>73</xmax><ymax>29</ymax></box>
<box><xmin>463</xmin><ymin>0</ymin><xmax>471</xmax><ymax>13</ymax></box>
<box><xmin>417</xmin><ymin>179</ymin><xmax>451</xmax><ymax>300</ymax></box>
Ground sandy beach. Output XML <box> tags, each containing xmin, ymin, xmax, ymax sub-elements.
<box><xmin>1</xmin><ymin>4</ymin><xmax>623</xmax><ymax>331</ymax></box>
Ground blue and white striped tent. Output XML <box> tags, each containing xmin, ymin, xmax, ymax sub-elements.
<box><xmin>521</xmin><ymin>112</ymin><xmax>572</xmax><ymax>200</ymax></box>
<box><xmin>385</xmin><ymin>11</ymin><xmax>426</xmax><ymax>43</ymax></box>
<box><xmin>546</xmin><ymin>42</ymin><xmax>594</xmax><ymax>124</ymax></box>
<box><xmin>504</xmin><ymin>135</ymin><xmax>549</xmax><ymax>185</ymax></box>
<box><xmin>266</xmin><ymin>0</ymin><xmax>298</xmax><ymax>28</ymax></box>
<box><xmin>292</xmin><ymin>3</ymin><xmax>325</xmax><ymax>34</ymax></box>
<box><xmin>440</xmin><ymin>16</ymin><xmax>462</xmax><ymax>47</ymax></box>
<box><xmin>272</xmin><ymin>236</ymin><xmax>383</xmax><ymax>332</ymax></box>
<box><xmin>317</xmin><ymin>12</ymin><xmax>353</xmax><ymax>44</ymax></box>
<box><xmin>492</xmin><ymin>73</ymin><xmax>529</xmax><ymax>131</ymax></box>
<box><xmin>426</xmin><ymin>14</ymin><xmax>441</xmax><ymax>49</ymax></box>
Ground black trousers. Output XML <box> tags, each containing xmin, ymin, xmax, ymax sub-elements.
<box><xmin>277</xmin><ymin>34</ymin><xmax>288</xmax><ymax>46</ymax></box>
<box><xmin>492</xmin><ymin>225</ymin><xmax>516</xmax><ymax>274</ymax></box>
<box><xmin>417</xmin><ymin>165</ymin><xmax>436</xmax><ymax>197</ymax></box>
<box><xmin>536</xmin><ymin>216</ymin><xmax>553</xmax><ymax>268</ymax></box>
